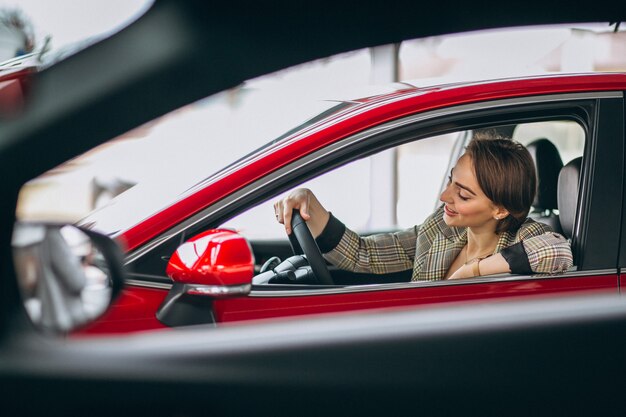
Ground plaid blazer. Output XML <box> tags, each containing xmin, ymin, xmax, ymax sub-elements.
<box><xmin>323</xmin><ymin>205</ymin><xmax>573</xmax><ymax>281</ymax></box>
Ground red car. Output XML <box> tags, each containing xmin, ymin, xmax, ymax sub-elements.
<box><xmin>60</xmin><ymin>71</ymin><xmax>623</xmax><ymax>334</ymax></box>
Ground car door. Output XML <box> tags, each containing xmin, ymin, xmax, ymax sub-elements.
<box><xmin>205</xmin><ymin>93</ymin><xmax>623</xmax><ymax>323</ymax></box>
<box><xmin>88</xmin><ymin>89</ymin><xmax>623</xmax><ymax>332</ymax></box>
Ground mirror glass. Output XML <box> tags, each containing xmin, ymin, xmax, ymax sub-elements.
<box><xmin>12</xmin><ymin>223</ymin><xmax>113</xmax><ymax>333</ymax></box>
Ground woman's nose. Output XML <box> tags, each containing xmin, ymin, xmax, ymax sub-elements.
<box><xmin>439</xmin><ymin>184</ymin><xmax>452</xmax><ymax>203</ymax></box>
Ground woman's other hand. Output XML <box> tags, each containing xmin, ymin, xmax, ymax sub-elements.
<box><xmin>448</xmin><ymin>253</ymin><xmax>511</xmax><ymax>280</ymax></box>
<box><xmin>274</xmin><ymin>188</ymin><xmax>330</xmax><ymax>236</ymax></box>
<box><xmin>448</xmin><ymin>262</ymin><xmax>474</xmax><ymax>280</ymax></box>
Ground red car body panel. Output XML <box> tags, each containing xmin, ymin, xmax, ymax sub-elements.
<box><xmin>77</xmin><ymin>274</ymin><xmax>617</xmax><ymax>335</ymax></box>
<box><xmin>213</xmin><ymin>275</ymin><xmax>618</xmax><ymax>322</ymax></box>
<box><xmin>0</xmin><ymin>67</ymin><xmax>34</xmax><ymax>117</ymax></box>
<box><xmin>78</xmin><ymin>286</ymin><xmax>169</xmax><ymax>335</ymax></box>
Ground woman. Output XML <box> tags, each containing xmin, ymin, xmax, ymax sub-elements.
<box><xmin>274</xmin><ymin>137</ymin><xmax>573</xmax><ymax>281</ymax></box>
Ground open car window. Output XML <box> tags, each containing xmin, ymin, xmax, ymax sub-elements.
<box><xmin>221</xmin><ymin>118</ymin><xmax>585</xmax><ymax>287</ymax></box>
<box><xmin>224</xmin><ymin>119</ymin><xmax>585</xmax><ymax>237</ymax></box>
<box><xmin>221</xmin><ymin>131</ymin><xmax>461</xmax><ymax>240</ymax></box>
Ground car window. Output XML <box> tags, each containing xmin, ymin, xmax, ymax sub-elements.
<box><xmin>222</xmin><ymin>131</ymin><xmax>461</xmax><ymax>239</ymax></box>
<box><xmin>512</xmin><ymin>120</ymin><xmax>585</xmax><ymax>164</ymax></box>
<box><xmin>210</xmin><ymin>117</ymin><xmax>585</xmax><ymax>289</ymax></box>
<box><xmin>223</xmin><ymin>120</ymin><xmax>584</xmax><ymax>243</ymax></box>
<box><xmin>15</xmin><ymin>90</ymin><xmax>355</xmax><ymax>230</ymax></box>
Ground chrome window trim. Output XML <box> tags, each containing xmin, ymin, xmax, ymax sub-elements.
<box><xmin>126</xmin><ymin>279</ymin><xmax>172</xmax><ymax>290</ymax></box>
<box><xmin>186</xmin><ymin>283</ymin><xmax>251</xmax><ymax>297</ymax></box>
<box><xmin>249</xmin><ymin>268</ymin><xmax>618</xmax><ymax>298</ymax></box>
<box><xmin>126</xmin><ymin>91</ymin><xmax>622</xmax><ymax>265</ymax></box>
<box><xmin>124</xmin><ymin>268</ymin><xmax>617</xmax><ymax>295</ymax></box>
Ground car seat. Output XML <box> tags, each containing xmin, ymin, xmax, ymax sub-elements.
<box><xmin>526</xmin><ymin>138</ymin><xmax>563</xmax><ymax>234</ymax></box>
<box><xmin>557</xmin><ymin>157</ymin><xmax>581</xmax><ymax>240</ymax></box>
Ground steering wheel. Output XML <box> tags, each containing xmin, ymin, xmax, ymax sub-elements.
<box><xmin>290</xmin><ymin>210</ymin><xmax>334</xmax><ymax>285</ymax></box>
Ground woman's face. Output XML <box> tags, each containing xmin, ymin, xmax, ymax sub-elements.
<box><xmin>439</xmin><ymin>153</ymin><xmax>507</xmax><ymax>232</ymax></box>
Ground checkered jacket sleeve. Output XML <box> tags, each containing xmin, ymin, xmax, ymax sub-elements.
<box><xmin>322</xmin><ymin>226</ymin><xmax>418</xmax><ymax>274</ymax></box>
<box><xmin>319</xmin><ymin>210</ymin><xmax>447</xmax><ymax>275</ymax></box>
<box><xmin>321</xmin><ymin>208</ymin><xmax>573</xmax><ymax>278</ymax></box>
<box><xmin>517</xmin><ymin>224</ymin><xmax>574</xmax><ymax>274</ymax></box>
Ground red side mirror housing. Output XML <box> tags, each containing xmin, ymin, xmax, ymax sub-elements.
<box><xmin>166</xmin><ymin>229</ymin><xmax>254</xmax><ymax>289</ymax></box>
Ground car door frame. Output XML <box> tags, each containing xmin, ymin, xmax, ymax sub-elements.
<box><xmin>212</xmin><ymin>92</ymin><xmax>623</xmax><ymax>322</ymax></box>
<box><xmin>107</xmin><ymin>91</ymin><xmax>624</xmax><ymax>328</ymax></box>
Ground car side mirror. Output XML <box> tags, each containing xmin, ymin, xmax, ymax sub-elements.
<box><xmin>166</xmin><ymin>229</ymin><xmax>254</xmax><ymax>293</ymax></box>
<box><xmin>12</xmin><ymin>222</ymin><xmax>124</xmax><ymax>334</ymax></box>
<box><xmin>158</xmin><ymin>229</ymin><xmax>254</xmax><ymax>327</ymax></box>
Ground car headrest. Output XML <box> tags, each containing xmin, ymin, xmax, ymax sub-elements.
<box><xmin>526</xmin><ymin>138</ymin><xmax>563</xmax><ymax>210</ymax></box>
<box><xmin>557</xmin><ymin>157</ymin><xmax>582</xmax><ymax>239</ymax></box>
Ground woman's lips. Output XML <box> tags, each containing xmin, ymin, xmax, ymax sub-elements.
<box><xmin>444</xmin><ymin>205</ymin><xmax>458</xmax><ymax>216</ymax></box>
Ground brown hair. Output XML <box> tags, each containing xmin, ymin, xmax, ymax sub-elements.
<box><xmin>465</xmin><ymin>134</ymin><xmax>536</xmax><ymax>234</ymax></box>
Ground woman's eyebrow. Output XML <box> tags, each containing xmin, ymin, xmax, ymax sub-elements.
<box><xmin>455</xmin><ymin>181</ymin><xmax>477</xmax><ymax>196</ymax></box>
<box><xmin>450</xmin><ymin>167</ymin><xmax>477</xmax><ymax>196</ymax></box>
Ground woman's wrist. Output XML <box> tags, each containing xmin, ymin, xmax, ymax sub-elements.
<box><xmin>308</xmin><ymin>207</ymin><xmax>330</xmax><ymax>238</ymax></box>
<box><xmin>450</xmin><ymin>253</ymin><xmax>510</xmax><ymax>280</ymax></box>
<box><xmin>472</xmin><ymin>259</ymin><xmax>481</xmax><ymax>276</ymax></box>
<box><xmin>472</xmin><ymin>253</ymin><xmax>510</xmax><ymax>276</ymax></box>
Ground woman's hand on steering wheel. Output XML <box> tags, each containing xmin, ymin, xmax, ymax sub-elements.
<box><xmin>274</xmin><ymin>188</ymin><xmax>330</xmax><ymax>237</ymax></box>
<box><xmin>273</xmin><ymin>189</ymin><xmax>334</xmax><ymax>285</ymax></box>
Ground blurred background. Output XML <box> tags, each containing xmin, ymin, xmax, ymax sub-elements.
<box><xmin>5</xmin><ymin>0</ymin><xmax>626</xmax><ymax>238</ymax></box>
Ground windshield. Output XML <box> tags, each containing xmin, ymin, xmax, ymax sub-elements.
<box><xmin>17</xmin><ymin>85</ymin><xmax>354</xmax><ymax>234</ymax></box>
<box><xmin>85</xmin><ymin>94</ymin><xmax>351</xmax><ymax>235</ymax></box>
